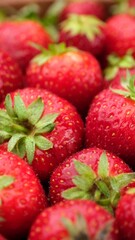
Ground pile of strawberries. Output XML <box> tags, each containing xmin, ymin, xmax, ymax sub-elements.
<box><xmin>1</xmin><ymin>0</ymin><xmax>135</xmax><ymax>239</ymax></box>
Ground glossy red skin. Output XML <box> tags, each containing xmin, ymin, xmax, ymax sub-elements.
<box><xmin>26</xmin><ymin>51</ymin><xmax>104</xmax><ymax>116</ymax></box>
<box><xmin>85</xmin><ymin>88</ymin><xmax>135</xmax><ymax>169</ymax></box>
<box><xmin>59</xmin><ymin>26</ymin><xmax>106</xmax><ymax>58</ymax></box>
<box><xmin>49</xmin><ymin>147</ymin><xmax>132</xmax><ymax>205</ymax></box>
<box><xmin>0</xmin><ymin>21</ymin><xmax>52</xmax><ymax>71</ymax></box>
<box><xmin>104</xmin><ymin>14</ymin><xmax>135</xmax><ymax>57</ymax></box>
<box><xmin>0</xmin><ymin>51</ymin><xmax>23</xmax><ymax>102</ymax></box>
<box><xmin>28</xmin><ymin>200</ymin><xmax>119</xmax><ymax>240</ymax></box>
<box><xmin>59</xmin><ymin>1</ymin><xmax>106</xmax><ymax>21</ymax></box>
<box><xmin>0</xmin><ymin>150</ymin><xmax>47</xmax><ymax>240</ymax></box>
<box><xmin>0</xmin><ymin>88</ymin><xmax>84</xmax><ymax>182</ymax></box>
<box><xmin>116</xmin><ymin>193</ymin><xmax>135</xmax><ymax>240</ymax></box>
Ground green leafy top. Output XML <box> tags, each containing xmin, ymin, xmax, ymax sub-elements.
<box><xmin>104</xmin><ymin>51</ymin><xmax>135</xmax><ymax>81</ymax></box>
<box><xmin>62</xmin><ymin>152</ymin><xmax>135</xmax><ymax>214</ymax></box>
<box><xmin>0</xmin><ymin>94</ymin><xmax>59</xmax><ymax>164</ymax></box>
<box><xmin>110</xmin><ymin>0</ymin><xmax>135</xmax><ymax>16</ymax></box>
<box><xmin>0</xmin><ymin>175</ymin><xmax>15</xmax><ymax>190</ymax></box>
<box><xmin>61</xmin><ymin>14</ymin><xmax>104</xmax><ymax>41</ymax></box>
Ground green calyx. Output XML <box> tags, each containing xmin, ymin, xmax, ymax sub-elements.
<box><xmin>110</xmin><ymin>0</ymin><xmax>135</xmax><ymax>16</ymax></box>
<box><xmin>61</xmin><ymin>14</ymin><xmax>104</xmax><ymax>42</ymax></box>
<box><xmin>110</xmin><ymin>70</ymin><xmax>135</xmax><ymax>100</ymax></box>
<box><xmin>62</xmin><ymin>152</ymin><xmax>135</xmax><ymax>213</ymax></box>
<box><xmin>0</xmin><ymin>175</ymin><xmax>15</xmax><ymax>190</ymax></box>
<box><xmin>31</xmin><ymin>42</ymin><xmax>77</xmax><ymax>65</ymax></box>
<box><xmin>104</xmin><ymin>52</ymin><xmax>135</xmax><ymax>81</ymax></box>
<box><xmin>0</xmin><ymin>94</ymin><xmax>59</xmax><ymax>164</ymax></box>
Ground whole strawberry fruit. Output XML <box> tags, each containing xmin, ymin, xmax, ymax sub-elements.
<box><xmin>26</xmin><ymin>43</ymin><xmax>104</xmax><ymax>116</ymax></box>
<box><xmin>59</xmin><ymin>14</ymin><xmax>106</xmax><ymax>58</ymax></box>
<box><xmin>0</xmin><ymin>50</ymin><xmax>23</xmax><ymax>102</ymax></box>
<box><xmin>0</xmin><ymin>20</ymin><xmax>52</xmax><ymax>71</ymax></box>
<box><xmin>0</xmin><ymin>88</ymin><xmax>84</xmax><ymax>181</ymax></box>
<box><xmin>28</xmin><ymin>200</ymin><xmax>119</xmax><ymax>240</ymax></box>
<box><xmin>0</xmin><ymin>150</ymin><xmax>47</xmax><ymax>240</ymax></box>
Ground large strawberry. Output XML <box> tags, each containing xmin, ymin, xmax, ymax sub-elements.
<box><xmin>86</xmin><ymin>72</ymin><xmax>135</xmax><ymax>169</ymax></box>
<box><xmin>0</xmin><ymin>20</ymin><xmax>52</xmax><ymax>71</ymax></box>
<box><xmin>116</xmin><ymin>188</ymin><xmax>135</xmax><ymax>240</ymax></box>
<box><xmin>28</xmin><ymin>200</ymin><xmax>119</xmax><ymax>240</ymax></box>
<box><xmin>26</xmin><ymin>43</ymin><xmax>104</xmax><ymax>116</ymax></box>
<box><xmin>0</xmin><ymin>88</ymin><xmax>84</xmax><ymax>181</ymax></box>
<box><xmin>0</xmin><ymin>150</ymin><xmax>47</xmax><ymax>240</ymax></box>
<box><xmin>0</xmin><ymin>50</ymin><xmax>23</xmax><ymax>102</ymax></box>
<box><xmin>49</xmin><ymin>147</ymin><xmax>135</xmax><ymax>213</ymax></box>
<box><xmin>59</xmin><ymin>14</ymin><xmax>106</xmax><ymax>58</ymax></box>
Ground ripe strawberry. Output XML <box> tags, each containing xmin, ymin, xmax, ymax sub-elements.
<box><xmin>0</xmin><ymin>20</ymin><xmax>52</xmax><ymax>71</ymax></box>
<box><xmin>104</xmin><ymin>14</ymin><xmax>135</xmax><ymax>57</ymax></box>
<box><xmin>0</xmin><ymin>235</ymin><xmax>6</xmax><ymax>240</ymax></box>
<box><xmin>59</xmin><ymin>0</ymin><xmax>106</xmax><ymax>21</ymax></box>
<box><xmin>28</xmin><ymin>200</ymin><xmax>119</xmax><ymax>240</ymax></box>
<box><xmin>0</xmin><ymin>50</ymin><xmax>23</xmax><ymax>102</ymax></box>
<box><xmin>0</xmin><ymin>88</ymin><xmax>84</xmax><ymax>181</ymax></box>
<box><xmin>49</xmin><ymin>147</ymin><xmax>135</xmax><ymax>213</ymax></box>
<box><xmin>85</xmin><ymin>72</ymin><xmax>135</xmax><ymax>169</ymax></box>
<box><xmin>59</xmin><ymin>14</ymin><xmax>106</xmax><ymax>58</ymax></box>
<box><xmin>26</xmin><ymin>43</ymin><xmax>104</xmax><ymax>116</ymax></box>
<box><xmin>0</xmin><ymin>150</ymin><xmax>47</xmax><ymax>240</ymax></box>
<box><xmin>116</xmin><ymin>188</ymin><xmax>135</xmax><ymax>240</ymax></box>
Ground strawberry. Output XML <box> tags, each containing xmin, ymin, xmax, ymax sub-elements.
<box><xmin>0</xmin><ymin>20</ymin><xmax>52</xmax><ymax>71</ymax></box>
<box><xmin>0</xmin><ymin>88</ymin><xmax>84</xmax><ymax>181</ymax></box>
<box><xmin>59</xmin><ymin>14</ymin><xmax>106</xmax><ymax>58</ymax></box>
<box><xmin>59</xmin><ymin>0</ymin><xmax>106</xmax><ymax>21</ymax></box>
<box><xmin>28</xmin><ymin>200</ymin><xmax>119</xmax><ymax>240</ymax></box>
<box><xmin>85</xmin><ymin>72</ymin><xmax>135</xmax><ymax>169</ymax></box>
<box><xmin>26</xmin><ymin>43</ymin><xmax>104</xmax><ymax>116</ymax></box>
<box><xmin>0</xmin><ymin>150</ymin><xmax>47</xmax><ymax>240</ymax></box>
<box><xmin>0</xmin><ymin>235</ymin><xmax>6</xmax><ymax>240</ymax></box>
<box><xmin>49</xmin><ymin>147</ymin><xmax>135</xmax><ymax>213</ymax></box>
<box><xmin>104</xmin><ymin>14</ymin><xmax>135</xmax><ymax>57</ymax></box>
<box><xmin>0</xmin><ymin>50</ymin><xmax>23</xmax><ymax>102</ymax></box>
<box><xmin>116</xmin><ymin>188</ymin><xmax>135</xmax><ymax>240</ymax></box>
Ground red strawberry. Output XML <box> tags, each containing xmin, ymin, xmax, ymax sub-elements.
<box><xmin>86</xmin><ymin>73</ymin><xmax>135</xmax><ymax>169</ymax></box>
<box><xmin>104</xmin><ymin>14</ymin><xmax>135</xmax><ymax>57</ymax></box>
<box><xmin>28</xmin><ymin>200</ymin><xmax>119</xmax><ymax>240</ymax></box>
<box><xmin>59</xmin><ymin>0</ymin><xmax>106</xmax><ymax>21</ymax></box>
<box><xmin>0</xmin><ymin>150</ymin><xmax>47</xmax><ymax>240</ymax></box>
<box><xmin>0</xmin><ymin>235</ymin><xmax>6</xmax><ymax>240</ymax></box>
<box><xmin>0</xmin><ymin>88</ymin><xmax>84</xmax><ymax>182</ymax></box>
<box><xmin>0</xmin><ymin>50</ymin><xmax>23</xmax><ymax>102</ymax></box>
<box><xmin>0</xmin><ymin>20</ymin><xmax>52</xmax><ymax>71</ymax></box>
<box><xmin>116</xmin><ymin>188</ymin><xmax>135</xmax><ymax>240</ymax></box>
<box><xmin>59</xmin><ymin>14</ymin><xmax>106</xmax><ymax>58</ymax></box>
<box><xmin>26</xmin><ymin>43</ymin><xmax>104</xmax><ymax>116</ymax></box>
<box><xmin>49</xmin><ymin>147</ymin><xmax>135</xmax><ymax>213</ymax></box>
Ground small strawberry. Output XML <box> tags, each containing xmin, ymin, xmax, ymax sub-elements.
<box><xmin>0</xmin><ymin>50</ymin><xmax>23</xmax><ymax>102</ymax></box>
<box><xmin>0</xmin><ymin>20</ymin><xmax>52</xmax><ymax>71</ymax></box>
<box><xmin>0</xmin><ymin>88</ymin><xmax>84</xmax><ymax>181</ymax></box>
<box><xmin>28</xmin><ymin>200</ymin><xmax>119</xmax><ymax>240</ymax></box>
<box><xmin>26</xmin><ymin>43</ymin><xmax>104</xmax><ymax>116</ymax></box>
<box><xmin>59</xmin><ymin>14</ymin><xmax>106</xmax><ymax>58</ymax></box>
<box><xmin>86</xmin><ymin>72</ymin><xmax>135</xmax><ymax>169</ymax></box>
<box><xmin>49</xmin><ymin>147</ymin><xmax>135</xmax><ymax>213</ymax></box>
<box><xmin>116</xmin><ymin>188</ymin><xmax>135</xmax><ymax>240</ymax></box>
<box><xmin>0</xmin><ymin>150</ymin><xmax>47</xmax><ymax>240</ymax></box>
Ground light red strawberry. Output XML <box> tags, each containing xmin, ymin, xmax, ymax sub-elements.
<box><xmin>0</xmin><ymin>150</ymin><xmax>47</xmax><ymax>240</ymax></box>
<box><xmin>0</xmin><ymin>88</ymin><xmax>84</xmax><ymax>182</ymax></box>
<box><xmin>0</xmin><ymin>20</ymin><xmax>52</xmax><ymax>71</ymax></box>
<box><xmin>26</xmin><ymin>43</ymin><xmax>104</xmax><ymax>116</ymax></box>
<box><xmin>28</xmin><ymin>200</ymin><xmax>119</xmax><ymax>240</ymax></box>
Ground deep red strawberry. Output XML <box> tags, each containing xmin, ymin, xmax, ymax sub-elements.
<box><xmin>0</xmin><ymin>50</ymin><xmax>23</xmax><ymax>102</ymax></box>
<box><xmin>26</xmin><ymin>43</ymin><xmax>104</xmax><ymax>116</ymax></box>
<box><xmin>0</xmin><ymin>150</ymin><xmax>47</xmax><ymax>240</ymax></box>
<box><xmin>59</xmin><ymin>14</ymin><xmax>106</xmax><ymax>58</ymax></box>
<box><xmin>0</xmin><ymin>88</ymin><xmax>84</xmax><ymax>182</ymax></box>
<box><xmin>0</xmin><ymin>20</ymin><xmax>52</xmax><ymax>71</ymax></box>
<box><xmin>116</xmin><ymin>188</ymin><xmax>135</xmax><ymax>240</ymax></box>
<box><xmin>28</xmin><ymin>200</ymin><xmax>119</xmax><ymax>240</ymax></box>
<box><xmin>49</xmin><ymin>147</ymin><xmax>135</xmax><ymax>213</ymax></box>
